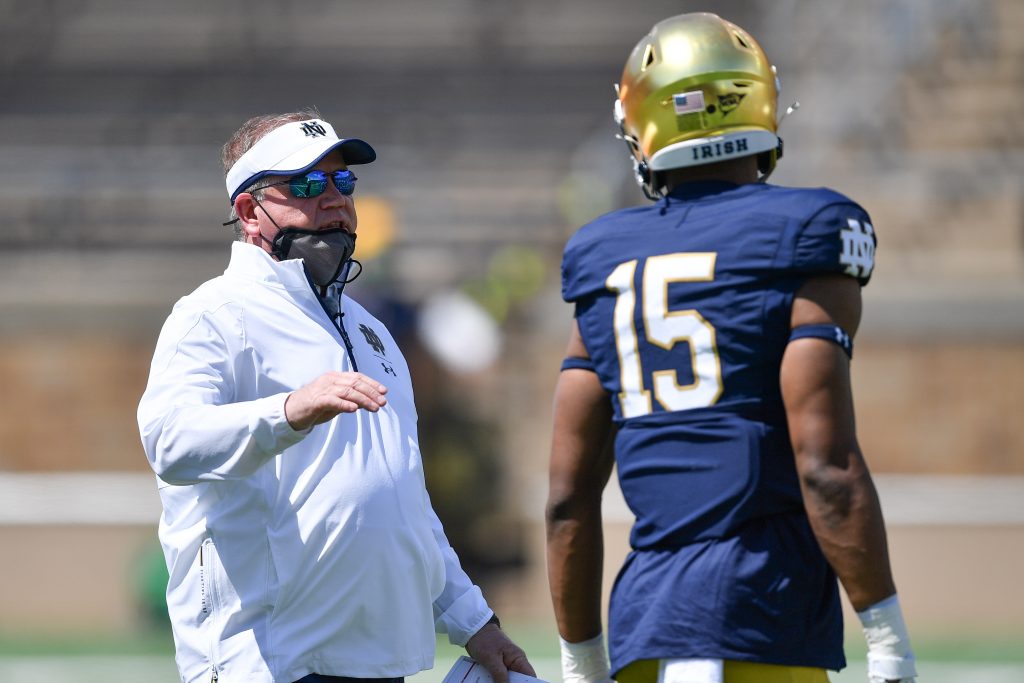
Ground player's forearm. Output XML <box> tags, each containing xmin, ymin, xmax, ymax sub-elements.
<box><xmin>546</xmin><ymin>359</ymin><xmax>614</xmax><ymax>642</ymax></box>
<box><xmin>546</xmin><ymin>506</ymin><xmax>605</xmax><ymax>641</ymax></box>
<box><xmin>799</xmin><ymin>454</ymin><xmax>897</xmax><ymax>610</ymax></box>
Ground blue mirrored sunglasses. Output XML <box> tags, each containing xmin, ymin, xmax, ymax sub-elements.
<box><xmin>265</xmin><ymin>169</ymin><xmax>358</xmax><ymax>198</ymax></box>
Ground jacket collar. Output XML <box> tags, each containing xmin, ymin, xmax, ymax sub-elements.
<box><xmin>226</xmin><ymin>241</ymin><xmax>313</xmax><ymax>291</ymax></box>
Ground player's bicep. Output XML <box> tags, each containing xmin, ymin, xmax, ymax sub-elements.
<box><xmin>790</xmin><ymin>273</ymin><xmax>862</xmax><ymax>333</ymax></box>
<box><xmin>782</xmin><ymin>275</ymin><xmax>861</xmax><ymax>471</ymax></box>
<box><xmin>548</xmin><ymin>322</ymin><xmax>615</xmax><ymax>511</ymax></box>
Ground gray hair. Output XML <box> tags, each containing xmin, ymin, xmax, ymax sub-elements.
<box><xmin>221</xmin><ymin>106</ymin><xmax>323</xmax><ymax>238</ymax></box>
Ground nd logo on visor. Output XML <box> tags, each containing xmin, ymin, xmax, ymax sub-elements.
<box><xmin>300</xmin><ymin>121</ymin><xmax>327</xmax><ymax>138</ymax></box>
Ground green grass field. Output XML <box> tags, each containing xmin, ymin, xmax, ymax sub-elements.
<box><xmin>1</xmin><ymin>625</ymin><xmax>1022</xmax><ymax>683</ymax></box>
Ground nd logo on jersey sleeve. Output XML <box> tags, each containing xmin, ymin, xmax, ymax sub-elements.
<box><xmin>840</xmin><ymin>218</ymin><xmax>875</xmax><ymax>279</ymax></box>
<box><xmin>791</xmin><ymin>196</ymin><xmax>878</xmax><ymax>286</ymax></box>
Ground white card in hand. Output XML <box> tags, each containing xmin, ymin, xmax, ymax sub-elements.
<box><xmin>440</xmin><ymin>656</ymin><xmax>549</xmax><ymax>683</ymax></box>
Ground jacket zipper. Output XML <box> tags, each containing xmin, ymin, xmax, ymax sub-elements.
<box><xmin>336</xmin><ymin>313</ymin><xmax>359</xmax><ymax>372</ymax></box>
<box><xmin>200</xmin><ymin>541</ymin><xmax>221</xmax><ymax>683</ymax></box>
<box><xmin>312</xmin><ymin>283</ymin><xmax>359</xmax><ymax>371</ymax></box>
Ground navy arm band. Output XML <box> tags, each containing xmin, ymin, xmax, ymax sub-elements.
<box><xmin>788</xmin><ymin>324</ymin><xmax>854</xmax><ymax>359</ymax></box>
<box><xmin>561</xmin><ymin>356</ymin><xmax>596</xmax><ymax>372</ymax></box>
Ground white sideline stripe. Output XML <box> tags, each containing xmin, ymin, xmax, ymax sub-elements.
<box><xmin>0</xmin><ymin>656</ymin><xmax>1022</xmax><ymax>683</ymax></box>
<box><xmin>0</xmin><ymin>472</ymin><xmax>161</xmax><ymax>525</ymax></box>
<box><xmin>0</xmin><ymin>656</ymin><xmax>178</xmax><ymax>682</ymax></box>
<box><xmin>872</xmin><ymin>474</ymin><xmax>1024</xmax><ymax>526</ymax></box>
<box><xmin>528</xmin><ymin>474</ymin><xmax>1024</xmax><ymax>526</ymax></box>
<box><xmin>0</xmin><ymin>472</ymin><xmax>1023</xmax><ymax>526</ymax></box>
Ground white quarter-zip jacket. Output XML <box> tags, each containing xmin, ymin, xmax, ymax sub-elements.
<box><xmin>138</xmin><ymin>242</ymin><xmax>492</xmax><ymax>683</ymax></box>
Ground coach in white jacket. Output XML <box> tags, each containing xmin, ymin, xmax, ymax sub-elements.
<box><xmin>138</xmin><ymin>109</ymin><xmax>535</xmax><ymax>683</ymax></box>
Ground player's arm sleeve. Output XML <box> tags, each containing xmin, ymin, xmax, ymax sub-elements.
<box><xmin>137</xmin><ymin>302</ymin><xmax>307</xmax><ymax>485</ymax></box>
<box><xmin>428</xmin><ymin>504</ymin><xmax>494</xmax><ymax>646</ymax></box>
<box><xmin>561</xmin><ymin>355</ymin><xmax>597</xmax><ymax>372</ymax></box>
<box><xmin>546</xmin><ymin>320</ymin><xmax>616</xmax><ymax>643</ymax></box>
<box><xmin>792</xmin><ymin>200</ymin><xmax>877</xmax><ymax>286</ymax></box>
<box><xmin>780</xmin><ymin>275</ymin><xmax>898</xmax><ymax>611</ymax></box>
<box><xmin>559</xmin><ymin>240</ymin><xmax>602</xmax><ymax>374</ymax></box>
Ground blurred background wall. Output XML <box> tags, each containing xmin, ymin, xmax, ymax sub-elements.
<box><xmin>0</xmin><ymin>0</ymin><xmax>1022</xmax><ymax>652</ymax></box>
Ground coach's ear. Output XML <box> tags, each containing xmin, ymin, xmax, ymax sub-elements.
<box><xmin>234</xmin><ymin>193</ymin><xmax>261</xmax><ymax>239</ymax></box>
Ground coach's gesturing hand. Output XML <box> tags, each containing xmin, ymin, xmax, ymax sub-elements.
<box><xmin>285</xmin><ymin>371</ymin><xmax>388</xmax><ymax>430</ymax></box>
<box><xmin>465</xmin><ymin>621</ymin><xmax>535</xmax><ymax>683</ymax></box>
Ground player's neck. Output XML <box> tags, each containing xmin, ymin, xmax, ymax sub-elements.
<box><xmin>662</xmin><ymin>156</ymin><xmax>759</xmax><ymax>192</ymax></box>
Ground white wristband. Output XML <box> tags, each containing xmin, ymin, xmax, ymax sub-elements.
<box><xmin>559</xmin><ymin>633</ymin><xmax>614</xmax><ymax>683</ymax></box>
<box><xmin>856</xmin><ymin>594</ymin><xmax>917</xmax><ymax>681</ymax></box>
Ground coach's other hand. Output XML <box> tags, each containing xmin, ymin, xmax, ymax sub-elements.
<box><xmin>466</xmin><ymin>620</ymin><xmax>536</xmax><ymax>683</ymax></box>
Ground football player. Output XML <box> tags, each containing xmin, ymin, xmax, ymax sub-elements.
<box><xmin>546</xmin><ymin>12</ymin><xmax>917</xmax><ymax>683</ymax></box>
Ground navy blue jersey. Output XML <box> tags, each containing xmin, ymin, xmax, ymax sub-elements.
<box><xmin>561</xmin><ymin>180</ymin><xmax>876</xmax><ymax>671</ymax></box>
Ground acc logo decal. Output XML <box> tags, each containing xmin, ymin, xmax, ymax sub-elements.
<box><xmin>840</xmin><ymin>218</ymin><xmax>875</xmax><ymax>279</ymax></box>
<box><xmin>717</xmin><ymin>92</ymin><xmax>746</xmax><ymax>117</ymax></box>
<box><xmin>300</xmin><ymin>121</ymin><xmax>327</xmax><ymax>138</ymax></box>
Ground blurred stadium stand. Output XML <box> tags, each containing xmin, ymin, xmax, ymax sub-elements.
<box><xmin>0</xmin><ymin>0</ymin><xmax>1021</xmax><ymax>644</ymax></box>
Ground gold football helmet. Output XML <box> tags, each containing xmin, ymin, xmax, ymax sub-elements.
<box><xmin>615</xmin><ymin>12</ymin><xmax>787</xmax><ymax>197</ymax></box>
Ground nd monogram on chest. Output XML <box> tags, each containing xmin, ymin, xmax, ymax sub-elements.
<box><xmin>356</xmin><ymin>322</ymin><xmax>398</xmax><ymax>378</ymax></box>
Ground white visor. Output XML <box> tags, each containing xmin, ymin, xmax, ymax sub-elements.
<box><xmin>648</xmin><ymin>129</ymin><xmax>778</xmax><ymax>171</ymax></box>
<box><xmin>225</xmin><ymin>119</ymin><xmax>376</xmax><ymax>203</ymax></box>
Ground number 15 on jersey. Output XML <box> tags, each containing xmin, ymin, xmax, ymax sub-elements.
<box><xmin>606</xmin><ymin>252</ymin><xmax>723</xmax><ymax>419</ymax></box>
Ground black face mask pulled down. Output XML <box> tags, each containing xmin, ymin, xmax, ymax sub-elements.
<box><xmin>269</xmin><ymin>228</ymin><xmax>357</xmax><ymax>288</ymax></box>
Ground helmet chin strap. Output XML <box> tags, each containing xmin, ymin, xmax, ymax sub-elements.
<box><xmin>758</xmin><ymin>101</ymin><xmax>798</xmax><ymax>183</ymax></box>
<box><xmin>614</xmin><ymin>91</ymin><xmax>663</xmax><ymax>201</ymax></box>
